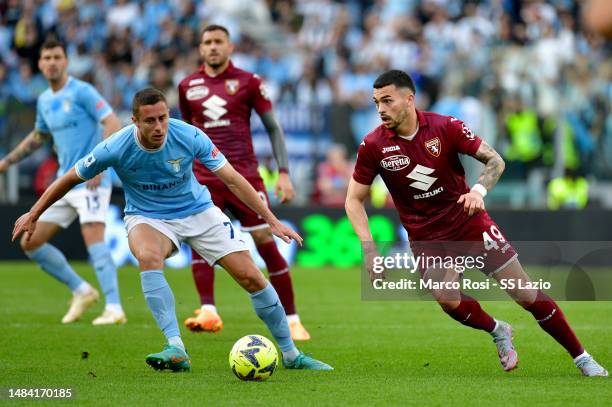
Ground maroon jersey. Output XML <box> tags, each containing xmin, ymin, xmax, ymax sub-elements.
<box><xmin>178</xmin><ymin>61</ymin><xmax>272</xmax><ymax>182</ymax></box>
<box><xmin>353</xmin><ymin>110</ymin><xmax>483</xmax><ymax>241</ymax></box>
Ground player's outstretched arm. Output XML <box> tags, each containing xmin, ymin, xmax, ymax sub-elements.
<box><xmin>214</xmin><ymin>162</ymin><xmax>303</xmax><ymax>246</ymax></box>
<box><xmin>260</xmin><ymin>111</ymin><xmax>295</xmax><ymax>203</ymax></box>
<box><xmin>12</xmin><ymin>168</ymin><xmax>84</xmax><ymax>242</ymax></box>
<box><xmin>0</xmin><ymin>130</ymin><xmax>51</xmax><ymax>173</ymax></box>
<box><xmin>458</xmin><ymin>140</ymin><xmax>506</xmax><ymax>216</ymax></box>
<box><xmin>345</xmin><ymin>179</ymin><xmax>382</xmax><ymax>282</ymax></box>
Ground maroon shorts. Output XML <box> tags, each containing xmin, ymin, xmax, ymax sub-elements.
<box><xmin>201</xmin><ymin>176</ymin><xmax>270</xmax><ymax>231</ymax></box>
<box><xmin>409</xmin><ymin>212</ymin><xmax>518</xmax><ymax>277</ymax></box>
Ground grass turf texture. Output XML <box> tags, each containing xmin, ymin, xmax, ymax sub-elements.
<box><xmin>0</xmin><ymin>262</ymin><xmax>610</xmax><ymax>406</ymax></box>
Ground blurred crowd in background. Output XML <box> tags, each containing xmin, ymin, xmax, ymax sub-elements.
<box><xmin>0</xmin><ymin>0</ymin><xmax>610</xmax><ymax>209</ymax></box>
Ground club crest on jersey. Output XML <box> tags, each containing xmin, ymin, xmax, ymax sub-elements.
<box><xmin>225</xmin><ymin>79</ymin><xmax>240</xmax><ymax>95</ymax></box>
<box><xmin>382</xmin><ymin>145</ymin><xmax>400</xmax><ymax>153</ymax></box>
<box><xmin>424</xmin><ymin>138</ymin><xmax>441</xmax><ymax>157</ymax></box>
<box><xmin>62</xmin><ymin>99</ymin><xmax>71</xmax><ymax>113</ymax></box>
<box><xmin>167</xmin><ymin>157</ymin><xmax>185</xmax><ymax>172</ymax></box>
<box><xmin>186</xmin><ymin>86</ymin><xmax>209</xmax><ymax>101</ymax></box>
<box><xmin>380</xmin><ymin>155</ymin><xmax>410</xmax><ymax>171</ymax></box>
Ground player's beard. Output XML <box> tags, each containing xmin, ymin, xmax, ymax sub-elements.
<box><xmin>390</xmin><ymin>110</ymin><xmax>410</xmax><ymax>131</ymax></box>
<box><xmin>206</xmin><ymin>55</ymin><xmax>227</xmax><ymax>69</ymax></box>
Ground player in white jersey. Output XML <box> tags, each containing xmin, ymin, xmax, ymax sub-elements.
<box><xmin>0</xmin><ymin>39</ymin><xmax>125</xmax><ymax>325</ymax></box>
<box><xmin>12</xmin><ymin>88</ymin><xmax>333</xmax><ymax>372</ymax></box>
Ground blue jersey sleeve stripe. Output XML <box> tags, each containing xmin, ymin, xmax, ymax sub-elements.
<box><xmin>209</xmin><ymin>158</ymin><xmax>228</xmax><ymax>172</ymax></box>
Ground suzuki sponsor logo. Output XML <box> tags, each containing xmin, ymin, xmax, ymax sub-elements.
<box><xmin>380</xmin><ymin>155</ymin><xmax>410</xmax><ymax>171</ymax></box>
<box><xmin>414</xmin><ymin>186</ymin><xmax>444</xmax><ymax>199</ymax></box>
<box><xmin>382</xmin><ymin>145</ymin><xmax>400</xmax><ymax>153</ymax></box>
<box><xmin>202</xmin><ymin>95</ymin><xmax>228</xmax><ymax>121</ymax></box>
<box><xmin>406</xmin><ymin>164</ymin><xmax>437</xmax><ymax>191</ymax></box>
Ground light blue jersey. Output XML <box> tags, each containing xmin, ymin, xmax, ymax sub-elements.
<box><xmin>75</xmin><ymin>119</ymin><xmax>227</xmax><ymax>219</ymax></box>
<box><xmin>35</xmin><ymin>76</ymin><xmax>113</xmax><ymax>189</ymax></box>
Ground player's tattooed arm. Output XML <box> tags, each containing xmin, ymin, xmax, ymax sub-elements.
<box><xmin>472</xmin><ymin>140</ymin><xmax>505</xmax><ymax>191</ymax></box>
<box><xmin>260</xmin><ymin>111</ymin><xmax>289</xmax><ymax>171</ymax></box>
<box><xmin>0</xmin><ymin>130</ymin><xmax>51</xmax><ymax>170</ymax></box>
<box><xmin>260</xmin><ymin>111</ymin><xmax>295</xmax><ymax>202</ymax></box>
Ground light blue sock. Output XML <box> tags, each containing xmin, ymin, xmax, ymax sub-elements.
<box><xmin>26</xmin><ymin>243</ymin><xmax>84</xmax><ymax>291</ymax></box>
<box><xmin>140</xmin><ymin>270</ymin><xmax>180</xmax><ymax>341</ymax></box>
<box><xmin>250</xmin><ymin>283</ymin><xmax>297</xmax><ymax>353</ymax></box>
<box><xmin>88</xmin><ymin>242</ymin><xmax>121</xmax><ymax>306</ymax></box>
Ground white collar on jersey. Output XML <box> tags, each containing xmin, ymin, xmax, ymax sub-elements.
<box><xmin>398</xmin><ymin>123</ymin><xmax>419</xmax><ymax>141</ymax></box>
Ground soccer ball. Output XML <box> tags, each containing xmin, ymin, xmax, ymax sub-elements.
<box><xmin>229</xmin><ymin>334</ymin><xmax>278</xmax><ymax>381</ymax></box>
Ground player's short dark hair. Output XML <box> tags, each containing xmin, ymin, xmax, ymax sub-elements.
<box><xmin>132</xmin><ymin>88</ymin><xmax>167</xmax><ymax>116</ymax></box>
<box><xmin>373</xmin><ymin>70</ymin><xmax>416</xmax><ymax>94</ymax></box>
<box><xmin>201</xmin><ymin>24</ymin><xmax>230</xmax><ymax>39</ymax></box>
<box><xmin>40</xmin><ymin>38</ymin><xmax>67</xmax><ymax>57</ymax></box>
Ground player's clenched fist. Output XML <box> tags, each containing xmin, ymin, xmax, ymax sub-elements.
<box><xmin>457</xmin><ymin>190</ymin><xmax>485</xmax><ymax>216</ymax></box>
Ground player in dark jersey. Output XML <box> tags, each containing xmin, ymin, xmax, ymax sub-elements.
<box><xmin>345</xmin><ymin>70</ymin><xmax>607</xmax><ymax>376</ymax></box>
<box><xmin>178</xmin><ymin>25</ymin><xmax>310</xmax><ymax>340</ymax></box>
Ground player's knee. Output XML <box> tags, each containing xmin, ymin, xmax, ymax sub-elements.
<box><xmin>509</xmin><ymin>289</ymin><xmax>537</xmax><ymax>308</ymax></box>
<box><xmin>234</xmin><ymin>267</ymin><xmax>267</xmax><ymax>293</ymax></box>
<box><xmin>133</xmin><ymin>248</ymin><xmax>165</xmax><ymax>270</ymax></box>
<box><xmin>20</xmin><ymin>235</ymin><xmax>44</xmax><ymax>252</ymax></box>
<box><xmin>431</xmin><ymin>291</ymin><xmax>461</xmax><ymax>312</ymax></box>
<box><xmin>250</xmin><ymin>228</ymin><xmax>273</xmax><ymax>245</ymax></box>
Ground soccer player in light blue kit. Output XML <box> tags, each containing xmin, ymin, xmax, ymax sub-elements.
<box><xmin>13</xmin><ymin>88</ymin><xmax>333</xmax><ymax>372</ymax></box>
<box><xmin>0</xmin><ymin>39</ymin><xmax>126</xmax><ymax>325</ymax></box>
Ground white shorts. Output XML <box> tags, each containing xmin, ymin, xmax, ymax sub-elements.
<box><xmin>38</xmin><ymin>187</ymin><xmax>111</xmax><ymax>228</ymax></box>
<box><xmin>124</xmin><ymin>206</ymin><xmax>249</xmax><ymax>266</ymax></box>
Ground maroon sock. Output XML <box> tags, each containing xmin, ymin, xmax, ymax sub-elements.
<box><xmin>445</xmin><ymin>293</ymin><xmax>496</xmax><ymax>332</ymax></box>
<box><xmin>191</xmin><ymin>249</ymin><xmax>215</xmax><ymax>306</ymax></box>
<box><xmin>256</xmin><ymin>241</ymin><xmax>296</xmax><ymax>315</ymax></box>
<box><xmin>525</xmin><ymin>290</ymin><xmax>584</xmax><ymax>358</ymax></box>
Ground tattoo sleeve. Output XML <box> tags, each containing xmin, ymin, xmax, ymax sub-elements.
<box><xmin>5</xmin><ymin>130</ymin><xmax>51</xmax><ymax>165</ymax></box>
<box><xmin>472</xmin><ymin>140</ymin><xmax>505</xmax><ymax>190</ymax></box>
<box><xmin>260</xmin><ymin>111</ymin><xmax>289</xmax><ymax>170</ymax></box>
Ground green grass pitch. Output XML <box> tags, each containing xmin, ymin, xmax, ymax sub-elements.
<box><xmin>0</xmin><ymin>262</ymin><xmax>610</xmax><ymax>406</ymax></box>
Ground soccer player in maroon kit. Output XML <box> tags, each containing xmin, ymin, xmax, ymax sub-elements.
<box><xmin>345</xmin><ymin>70</ymin><xmax>608</xmax><ymax>376</ymax></box>
<box><xmin>178</xmin><ymin>25</ymin><xmax>310</xmax><ymax>340</ymax></box>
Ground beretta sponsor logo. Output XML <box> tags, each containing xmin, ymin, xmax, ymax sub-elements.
<box><xmin>186</xmin><ymin>86</ymin><xmax>209</xmax><ymax>100</ymax></box>
<box><xmin>380</xmin><ymin>155</ymin><xmax>410</xmax><ymax>171</ymax></box>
